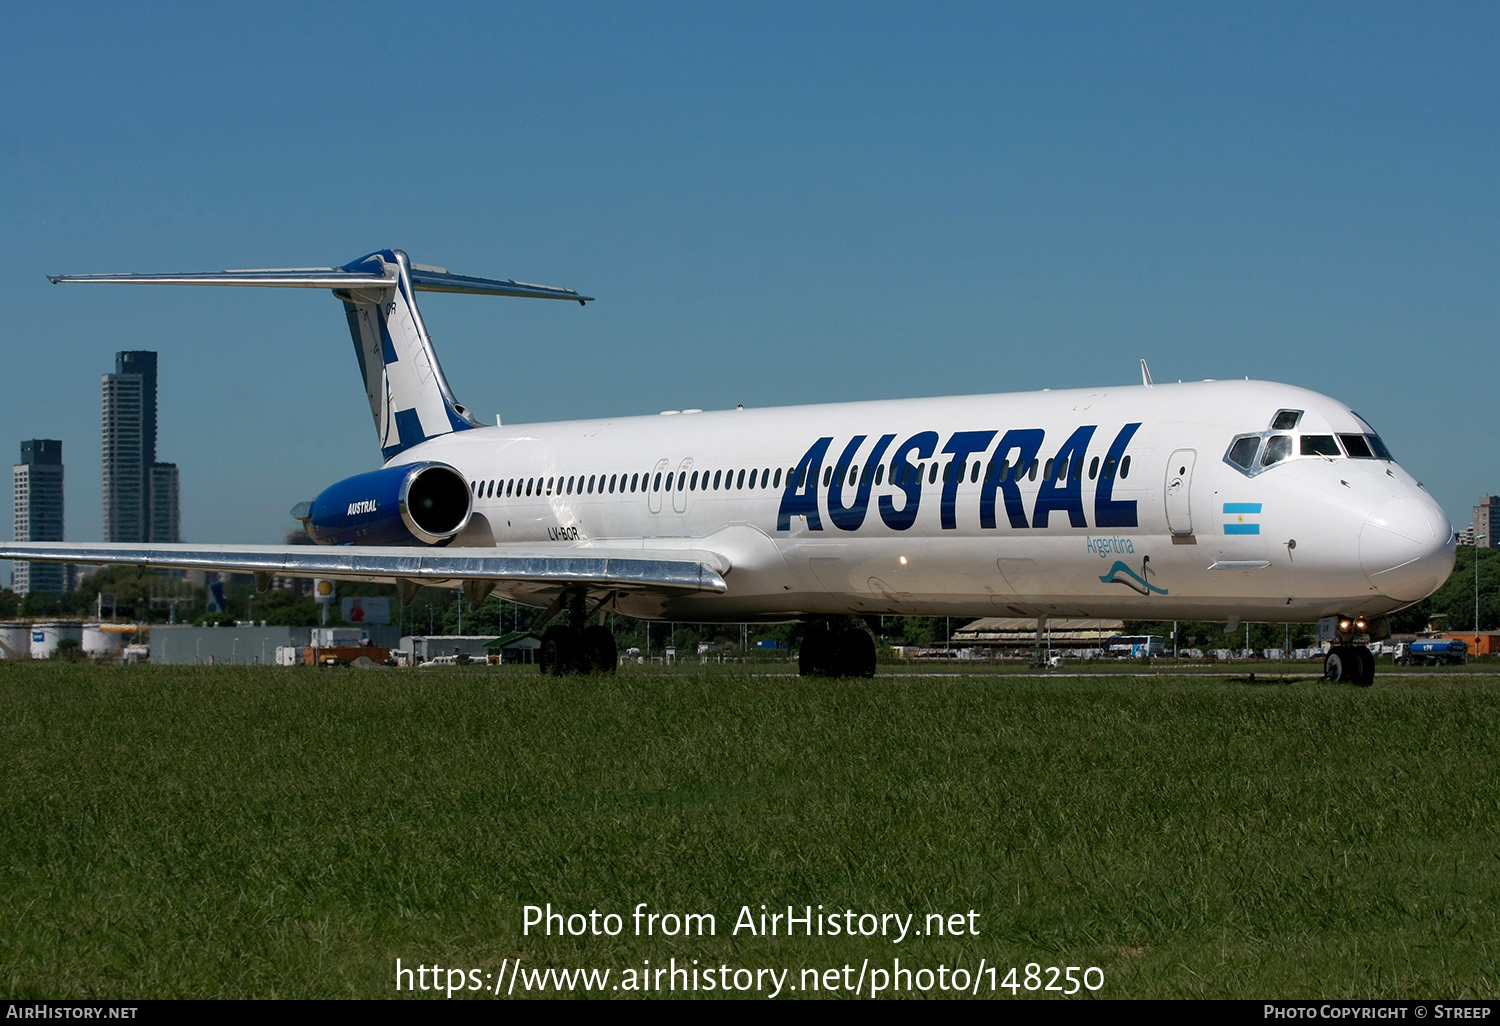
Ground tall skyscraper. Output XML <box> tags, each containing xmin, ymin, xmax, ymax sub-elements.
<box><xmin>103</xmin><ymin>350</ymin><xmax>179</xmax><ymax>543</ymax></box>
<box><xmin>148</xmin><ymin>463</ymin><xmax>180</xmax><ymax>543</ymax></box>
<box><xmin>1471</xmin><ymin>496</ymin><xmax>1500</xmax><ymax>550</ymax></box>
<box><xmin>13</xmin><ymin>439</ymin><xmax>65</xmax><ymax>596</ymax></box>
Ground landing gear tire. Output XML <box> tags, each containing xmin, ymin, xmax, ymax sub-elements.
<box><xmin>1324</xmin><ymin>647</ymin><xmax>1350</xmax><ymax>683</ymax></box>
<box><xmin>798</xmin><ymin>623</ymin><xmax>877</xmax><ymax>678</ymax></box>
<box><xmin>835</xmin><ymin>627</ymin><xmax>877</xmax><ymax>678</ymax></box>
<box><xmin>580</xmin><ymin>625</ymin><xmax>618</xmax><ymax>675</ymax></box>
<box><xmin>1324</xmin><ymin>645</ymin><xmax>1375</xmax><ymax>686</ymax></box>
<box><xmin>798</xmin><ymin>625</ymin><xmax>838</xmax><ymax>678</ymax></box>
<box><xmin>540</xmin><ymin>625</ymin><xmax>581</xmax><ymax>677</ymax></box>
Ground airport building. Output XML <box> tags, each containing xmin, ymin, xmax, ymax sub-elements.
<box><xmin>950</xmin><ymin>617</ymin><xmax>1125</xmax><ymax>656</ymax></box>
<box><xmin>103</xmin><ymin>350</ymin><xmax>180</xmax><ymax>543</ymax></box>
<box><xmin>150</xmin><ymin>623</ymin><xmax>404</xmax><ymax>665</ymax></box>
<box><xmin>12</xmin><ymin>439</ymin><xmax>66</xmax><ymax>596</ymax></box>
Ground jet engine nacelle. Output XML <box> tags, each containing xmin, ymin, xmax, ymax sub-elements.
<box><xmin>301</xmin><ymin>462</ymin><xmax>472</xmax><ymax>546</ymax></box>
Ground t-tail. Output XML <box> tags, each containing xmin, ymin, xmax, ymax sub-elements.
<box><xmin>49</xmin><ymin>249</ymin><xmax>592</xmax><ymax>461</ymax></box>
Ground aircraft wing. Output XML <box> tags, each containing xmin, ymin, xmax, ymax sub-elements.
<box><xmin>0</xmin><ymin>542</ymin><xmax>727</xmax><ymax>594</ymax></box>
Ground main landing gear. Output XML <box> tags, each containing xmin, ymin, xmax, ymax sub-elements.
<box><xmin>797</xmin><ymin>620</ymin><xmax>877</xmax><ymax>678</ymax></box>
<box><xmin>540</xmin><ymin>624</ymin><xmax>618</xmax><ymax>676</ymax></box>
<box><xmin>537</xmin><ymin>588</ymin><xmax>618</xmax><ymax>676</ymax></box>
<box><xmin>1318</xmin><ymin>614</ymin><xmax>1387</xmax><ymax>688</ymax></box>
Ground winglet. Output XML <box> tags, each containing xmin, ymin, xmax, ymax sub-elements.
<box><xmin>1141</xmin><ymin>359</ymin><xmax>1154</xmax><ymax>388</ymax></box>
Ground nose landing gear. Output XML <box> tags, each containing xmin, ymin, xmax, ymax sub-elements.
<box><xmin>1324</xmin><ymin>644</ymin><xmax>1375</xmax><ymax>687</ymax></box>
<box><xmin>1318</xmin><ymin>614</ymin><xmax>1386</xmax><ymax>687</ymax></box>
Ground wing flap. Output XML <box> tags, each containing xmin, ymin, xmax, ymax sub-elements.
<box><xmin>0</xmin><ymin>543</ymin><xmax>727</xmax><ymax>593</ymax></box>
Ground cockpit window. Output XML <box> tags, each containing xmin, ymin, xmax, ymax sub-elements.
<box><xmin>1261</xmin><ymin>434</ymin><xmax>1292</xmax><ymax>467</ymax></box>
<box><xmin>1226</xmin><ymin>435</ymin><xmax>1261</xmax><ymax>471</ymax></box>
<box><xmin>1230</xmin><ymin>421</ymin><xmax>1393</xmax><ymax>477</ymax></box>
<box><xmin>1301</xmin><ymin>435</ymin><xmax>1340</xmax><ymax>457</ymax></box>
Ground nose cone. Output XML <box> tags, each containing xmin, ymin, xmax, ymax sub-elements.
<box><xmin>1361</xmin><ymin>496</ymin><xmax>1456</xmax><ymax>602</ymax></box>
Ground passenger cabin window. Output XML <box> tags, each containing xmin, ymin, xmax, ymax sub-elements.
<box><xmin>1272</xmin><ymin>410</ymin><xmax>1303</xmax><ymax>430</ymax></box>
<box><xmin>1089</xmin><ymin>457</ymin><xmax>1099</xmax><ymax>480</ymax></box>
<box><xmin>1340</xmin><ymin>434</ymin><xmax>1375</xmax><ymax>459</ymax></box>
<box><xmin>1120</xmin><ymin>455</ymin><xmax>1131</xmax><ymax>479</ymax></box>
<box><xmin>1301</xmin><ymin>435</ymin><xmax>1340</xmax><ymax>457</ymax></box>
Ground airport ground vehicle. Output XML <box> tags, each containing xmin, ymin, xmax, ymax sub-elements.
<box><xmin>1393</xmin><ymin>639</ymin><xmax>1467</xmax><ymax>666</ymax></box>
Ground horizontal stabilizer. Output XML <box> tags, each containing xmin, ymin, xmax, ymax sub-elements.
<box><xmin>407</xmin><ymin>268</ymin><xmax>593</xmax><ymax>302</ymax></box>
<box><xmin>49</xmin><ymin>265</ymin><xmax>592</xmax><ymax>302</ymax></box>
<box><xmin>0</xmin><ymin>541</ymin><xmax>726</xmax><ymax>594</ymax></box>
<box><xmin>47</xmin><ymin>248</ymin><xmax>591</xmax><ymax>460</ymax></box>
<box><xmin>49</xmin><ymin>269</ymin><xmax>393</xmax><ymax>288</ymax></box>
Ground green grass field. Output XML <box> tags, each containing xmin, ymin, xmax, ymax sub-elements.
<box><xmin>1</xmin><ymin>661</ymin><xmax>1496</xmax><ymax>999</ymax></box>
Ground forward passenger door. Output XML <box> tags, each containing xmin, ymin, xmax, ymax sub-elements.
<box><xmin>1165</xmin><ymin>449</ymin><xmax>1196</xmax><ymax>536</ymax></box>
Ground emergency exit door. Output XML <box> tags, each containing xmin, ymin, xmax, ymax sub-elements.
<box><xmin>647</xmin><ymin>458</ymin><xmax>669</xmax><ymax>514</ymax></box>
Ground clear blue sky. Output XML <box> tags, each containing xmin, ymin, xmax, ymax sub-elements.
<box><xmin>3</xmin><ymin>2</ymin><xmax>1496</xmax><ymax>558</ymax></box>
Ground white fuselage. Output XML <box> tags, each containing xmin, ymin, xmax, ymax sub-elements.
<box><xmin>392</xmin><ymin>379</ymin><xmax>1456</xmax><ymax>624</ymax></box>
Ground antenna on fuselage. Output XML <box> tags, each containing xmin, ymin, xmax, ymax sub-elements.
<box><xmin>1140</xmin><ymin>359</ymin><xmax>1154</xmax><ymax>388</ymax></box>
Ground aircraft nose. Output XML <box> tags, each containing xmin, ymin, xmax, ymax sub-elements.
<box><xmin>1360</xmin><ymin>496</ymin><xmax>1456</xmax><ymax>602</ymax></box>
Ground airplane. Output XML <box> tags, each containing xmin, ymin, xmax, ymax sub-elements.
<box><xmin>2</xmin><ymin>249</ymin><xmax>1457</xmax><ymax>684</ymax></box>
